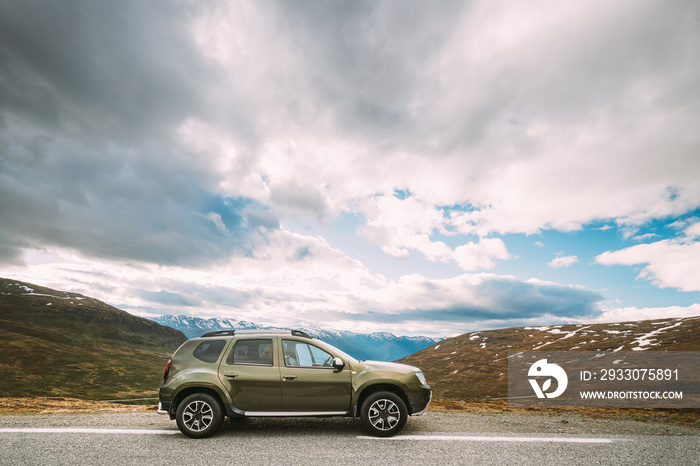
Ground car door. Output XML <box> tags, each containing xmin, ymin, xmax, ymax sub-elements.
<box><xmin>219</xmin><ymin>338</ymin><xmax>282</xmax><ymax>412</ymax></box>
<box><xmin>280</xmin><ymin>339</ymin><xmax>352</xmax><ymax>412</ymax></box>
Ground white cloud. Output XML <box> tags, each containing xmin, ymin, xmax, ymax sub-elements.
<box><xmin>325</xmin><ymin>273</ymin><xmax>603</xmax><ymax>335</ymax></box>
<box><xmin>455</xmin><ymin>238</ymin><xmax>510</xmax><ymax>271</ymax></box>
<box><xmin>685</xmin><ymin>221</ymin><xmax>700</xmax><ymax>238</ymax></box>
<box><xmin>356</xmin><ymin>195</ymin><xmax>511</xmax><ymax>271</ymax></box>
<box><xmin>2</xmin><ymin>226</ymin><xmax>385</xmax><ymax>321</ymax></box>
<box><xmin>474</xmin><ymin>303</ymin><xmax>700</xmax><ymax>330</ymax></box>
<box><xmin>596</xmin><ymin>237</ymin><xmax>700</xmax><ymax>292</ymax></box>
<box><xmin>592</xmin><ymin>303</ymin><xmax>700</xmax><ymax>324</ymax></box>
<box><xmin>631</xmin><ymin>233</ymin><xmax>660</xmax><ymax>242</ymax></box>
<box><xmin>3</xmin><ymin>0</ymin><xmax>699</xmax><ymax>263</ymax></box>
<box><xmin>547</xmin><ymin>255</ymin><xmax>578</xmax><ymax>269</ymax></box>
<box><xmin>357</xmin><ymin>195</ymin><xmax>452</xmax><ymax>261</ymax></box>
<box><xmin>178</xmin><ymin>0</ymin><xmax>700</xmax><ymax>242</ymax></box>
<box><xmin>3</xmin><ymin>246</ymin><xmax>603</xmax><ymax>336</ymax></box>
<box><xmin>204</xmin><ymin>212</ymin><xmax>227</xmax><ymax>234</ymax></box>
<box><xmin>1</xmin><ymin>0</ymin><xmax>700</xmax><ymax>336</ymax></box>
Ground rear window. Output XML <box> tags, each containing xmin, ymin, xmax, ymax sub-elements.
<box><xmin>193</xmin><ymin>340</ymin><xmax>226</xmax><ymax>363</ymax></box>
<box><xmin>229</xmin><ymin>339</ymin><xmax>273</xmax><ymax>366</ymax></box>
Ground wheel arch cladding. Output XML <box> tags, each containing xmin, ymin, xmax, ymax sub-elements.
<box><xmin>357</xmin><ymin>383</ymin><xmax>412</xmax><ymax>416</ymax></box>
<box><xmin>173</xmin><ymin>386</ymin><xmax>225</xmax><ymax>415</ymax></box>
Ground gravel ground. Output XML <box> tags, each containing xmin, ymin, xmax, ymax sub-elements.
<box><xmin>1</xmin><ymin>410</ymin><xmax>697</xmax><ymax>437</ymax></box>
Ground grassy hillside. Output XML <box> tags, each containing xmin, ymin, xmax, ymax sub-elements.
<box><xmin>0</xmin><ymin>278</ymin><xmax>187</xmax><ymax>400</ymax></box>
<box><xmin>398</xmin><ymin>316</ymin><xmax>700</xmax><ymax>400</ymax></box>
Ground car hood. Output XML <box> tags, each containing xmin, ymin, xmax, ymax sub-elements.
<box><xmin>357</xmin><ymin>360</ymin><xmax>420</xmax><ymax>374</ymax></box>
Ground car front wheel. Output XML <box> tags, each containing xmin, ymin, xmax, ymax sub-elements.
<box><xmin>360</xmin><ymin>391</ymin><xmax>408</xmax><ymax>437</ymax></box>
<box><xmin>175</xmin><ymin>393</ymin><xmax>224</xmax><ymax>438</ymax></box>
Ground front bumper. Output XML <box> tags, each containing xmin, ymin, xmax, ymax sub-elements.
<box><xmin>413</xmin><ymin>390</ymin><xmax>433</xmax><ymax>416</ymax></box>
<box><xmin>410</xmin><ymin>387</ymin><xmax>432</xmax><ymax>415</ymax></box>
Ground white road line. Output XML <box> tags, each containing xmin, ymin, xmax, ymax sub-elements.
<box><xmin>0</xmin><ymin>428</ymin><xmax>179</xmax><ymax>435</ymax></box>
<box><xmin>358</xmin><ymin>435</ymin><xmax>621</xmax><ymax>443</ymax></box>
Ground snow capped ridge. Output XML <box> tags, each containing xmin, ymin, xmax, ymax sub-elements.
<box><xmin>149</xmin><ymin>315</ymin><xmax>440</xmax><ymax>361</ymax></box>
<box><xmin>151</xmin><ymin>315</ymin><xmax>266</xmax><ymax>334</ymax></box>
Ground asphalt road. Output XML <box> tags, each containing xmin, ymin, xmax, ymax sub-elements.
<box><xmin>1</xmin><ymin>412</ymin><xmax>698</xmax><ymax>465</ymax></box>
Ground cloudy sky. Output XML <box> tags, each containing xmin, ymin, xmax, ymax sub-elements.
<box><xmin>1</xmin><ymin>0</ymin><xmax>699</xmax><ymax>336</ymax></box>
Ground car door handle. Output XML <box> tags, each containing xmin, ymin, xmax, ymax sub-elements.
<box><xmin>283</xmin><ymin>375</ymin><xmax>297</xmax><ymax>381</ymax></box>
<box><xmin>225</xmin><ymin>373</ymin><xmax>239</xmax><ymax>379</ymax></box>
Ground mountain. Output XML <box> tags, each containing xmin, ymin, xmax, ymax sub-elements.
<box><xmin>397</xmin><ymin>316</ymin><xmax>700</xmax><ymax>400</ymax></box>
<box><xmin>7</xmin><ymin>276</ymin><xmax>695</xmax><ymax>406</ymax></box>
<box><xmin>308</xmin><ymin>328</ymin><xmax>439</xmax><ymax>362</ymax></box>
<box><xmin>149</xmin><ymin>315</ymin><xmax>439</xmax><ymax>361</ymax></box>
<box><xmin>0</xmin><ymin>278</ymin><xmax>187</xmax><ymax>400</ymax></box>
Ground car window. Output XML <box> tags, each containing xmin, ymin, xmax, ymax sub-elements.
<box><xmin>282</xmin><ymin>340</ymin><xmax>334</xmax><ymax>368</ymax></box>
<box><xmin>229</xmin><ymin>339</ymin><xmax>273</xmax><ymax>366</ymax></box>
<box><xmin>193</xmin><ymin>340</ymin><xmax>226</xmax><ymax>363</ymax></box>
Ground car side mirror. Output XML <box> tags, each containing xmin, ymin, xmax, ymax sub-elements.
<box><xmin>332</xmin><ymin>357</ymin><xmax>345</xmax><ymax>371</ymax></box>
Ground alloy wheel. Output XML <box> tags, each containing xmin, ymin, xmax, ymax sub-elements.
<box><xmin>368</xmin><ymin>398</ymin><xmax>400</xmax><ymax>431</ymax></box>
<box><xmin>182</xmin><ymin>400</ymin><xmax>214</xmax><ymax>432</ymax></box>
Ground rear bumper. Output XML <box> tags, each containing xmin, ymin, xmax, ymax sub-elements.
<box><xmin>157</xmin><ymin>402</ymin><xmax>171</xmax><ymax>415</ymax></box>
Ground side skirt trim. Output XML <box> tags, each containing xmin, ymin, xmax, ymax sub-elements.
<box><xmin>226</xmin><ymin>401</ymin><xmax>351</xmax><ymax>418</ymax></box>
<box><xmin>244</xmin><ymin>411</ymin><xmax>349</xmax><ymax>417</ymax></box>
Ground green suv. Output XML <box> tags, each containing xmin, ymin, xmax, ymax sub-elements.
<box><xmin>158</xmin><ymin>329</ymin><xmax>431</xmax><ymax>438</ymax></box>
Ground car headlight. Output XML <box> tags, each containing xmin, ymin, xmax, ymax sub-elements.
<box><xmin>415</xmin><ymin>371</ymin><xmax>427</xmax><ymax>386</ymax></box>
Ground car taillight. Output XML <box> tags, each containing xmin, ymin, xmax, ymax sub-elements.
<box><xmin>163</xmin><ymin>359</ymin><xmax>172</xmax><ymax>382</ymax></box>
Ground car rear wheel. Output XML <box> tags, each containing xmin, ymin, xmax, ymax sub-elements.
<box><xmin>360</xmin><ymin>391</ymin><xmax>407</xmax><ymax>437</ymax></box>
<box><xmin>176</xmin><ymin>393</ymin><xmax>224</xmax><ymax>438</ymax></box>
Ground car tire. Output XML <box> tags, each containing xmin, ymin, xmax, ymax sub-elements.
<box><xmin>175</xmin><ymin>393</ymin><xmax>224</xmax><ymax>439</ymax></box>
<box><xmin>360</xmin><ymin>391</ymin><xmax>408</xmax><ymax>437</ymax></box>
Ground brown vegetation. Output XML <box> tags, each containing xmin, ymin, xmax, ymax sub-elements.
<box><xmin>0</xmin><ymin>397</ymin><xmax>156</xmax><ymax>414</ymax></box>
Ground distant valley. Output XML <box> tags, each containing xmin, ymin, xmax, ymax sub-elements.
<box><xmin>148</xmin><ymin>314</ymin><xmax>440</xmax><ymax>361</ymax></box>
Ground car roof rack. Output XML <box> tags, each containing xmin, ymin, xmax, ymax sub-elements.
<box><xmin>201</xmin><ymin>330</ymin><xmax>236</xmax><ymax>337</ymax></box>
<box><xmin>291</xmin><ymin>329</ymin><xmax>313</xmax><ymax>339</ymax></box>
<box><xmin>200</xmin><ymin>329</ymin><xmax>314</xmax><ymax>339</ymax></box>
